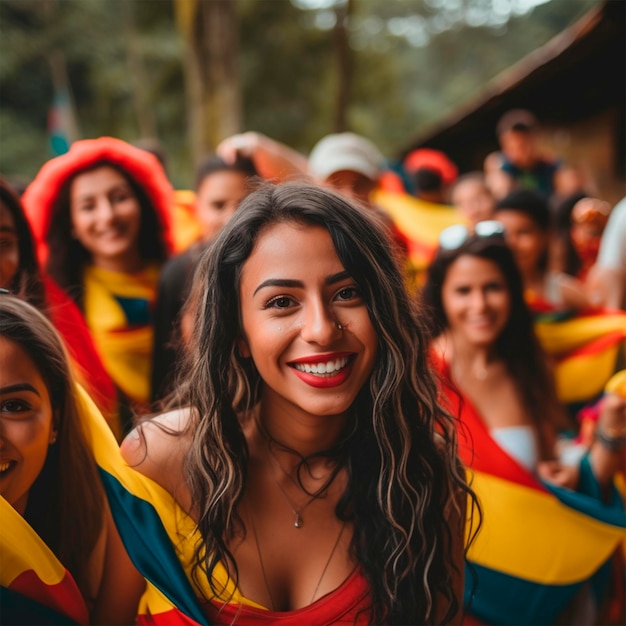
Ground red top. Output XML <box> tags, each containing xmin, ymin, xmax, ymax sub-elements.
<box><xmin>203</xmin><ymin>568</ymin><xmax>372</xmax><ymax>625</ymax></box>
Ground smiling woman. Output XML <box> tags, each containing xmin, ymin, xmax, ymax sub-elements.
<box><xmin>421</xmin><ymin>231</ymin><xmax>626</xmax><ymax>625</ymax></box>
<box><xmin>21</xmin><ymin>138</ymin><xmax>174</xmax><ymax>435</ymax></box>
<box><xmin>120</xmin><ymin>181</ymin><xmax>478</xmax><ymax>625</ymax></box>
<box><xmin>0</xmin><ymin>296</ymin><xmax>144</xmax><ymax>624</ymax></box>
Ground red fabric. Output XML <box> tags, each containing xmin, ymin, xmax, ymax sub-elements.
<box><xmin>433</xmin><ymin>354</ymin><xmax>547</xmax><ymax>492</ymax></box>
<box><xmin>377</xmin><ymin>170</ymin><xmax>406</xmax><ymax>193</ymax></box>
<box><xmin>202</xmin><ymin>568</ymin><xmax>371</xmax><ymax>625</ymax></box>
<box><xmin>43</xmin><ymin>276</ymin><xmax>117</xmax><ymax>417</ymax></box>
<box><xmin>9</xmin><ymin>568</ymin><xmax>89</xmax><ymax>625</ymax></box>
<box><xmin>21</xmin><ymin>136</ymin><xmax>174</xmax><ymax>266</ymax></box>
<box><xmin>402</xmin><ymin>149</ymin><xmax>458</xmax><ymax>184</ymax></box>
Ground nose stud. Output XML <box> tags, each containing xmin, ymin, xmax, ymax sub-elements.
<box><xmin>336</xmin><ymin>322</ymin><xmax>343</xmax><ymax>330</ymax></box>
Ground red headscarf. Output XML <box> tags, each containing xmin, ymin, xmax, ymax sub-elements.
<box><xmin>22</xmin><ymin>136</ymin><xmax>174</xmax><ymax>265</ymax></box>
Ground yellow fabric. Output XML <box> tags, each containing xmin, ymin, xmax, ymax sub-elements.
<box><xmin>466</xmin><ymin>470</ymin><xmax>626</xmax><ymax>585</ymax></box>
<box><xmin>83</xmin><ymin>264</ymin><xmax>159</xmax><ymax>404</ymax></box>
<box><xmin>554</xmin><ymin>342</ymin><xmax>622</xmax><ymax>403</ymax></box>
<box><xmin>0</xmin><ymin>496</ymin><xmax>67</xmax><ymax>586</ymax></box>
<box><xmin>373</xmin><ymin>189</ymin><xmax>467</xmax><ymax>266</ymax></box>
<box><xmin>170</xmin><ymin>189</ymin><xmax>202</xmax><ymax>254</ymax></box>
<box><xmin>373</xmin><ymin>190</ymin><xmax>467</xmax><ymax>247</ymax></box>
<box><xmin>535</xmin><ymin>313</ymin><xmax>626</xmax><ymax>355</ymax></box>
<box><xmin>77</xmin><ymin>386</ymin><xmax>263</xmax><ymax>610</ymax></box>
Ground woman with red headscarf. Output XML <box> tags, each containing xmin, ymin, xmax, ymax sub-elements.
<box><xmin>22</xmin><ymin>137</ymin><xmax>174</xmax><ymax>436</ymax></box>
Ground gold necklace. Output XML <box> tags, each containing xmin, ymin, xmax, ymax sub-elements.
<box><xmin>250</xmin><ymin>514</ymin><xmax>346</xmax><ymax>611</ymax></box>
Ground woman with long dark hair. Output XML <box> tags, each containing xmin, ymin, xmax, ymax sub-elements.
<box><xmin>121</xmin><ymin>181</ymin><xmax>477</xmax><ymax>624</ymax></box>
<box><xmin>422</xmin><ymin>224</ymin><xmax>626</xmax><ymax>625</ymax></box>
<box><xmin>21</xmin><ymin>137</ymin><xmax>174</xmax><ymax>433</ymax></box>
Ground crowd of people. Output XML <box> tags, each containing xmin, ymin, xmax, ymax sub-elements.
<box><xmin>1</xmin><ymin>107</ymin><xmax>625</xmax><ymax>626</ymax></box>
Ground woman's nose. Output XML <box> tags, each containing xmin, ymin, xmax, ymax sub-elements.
<box><xmin>300</xmin><ymin>302</ymin><xmax>342</xmax><ymax>345</ymax></box>
<box><xmin>470</xmin><ymin>290</ymin><xmax>488</xmax><ymax>311</ymax></box>
<box><xmin>96</xmin><ymin>198</ymin><xmax>116</xmax><ymax>221</ymax></box>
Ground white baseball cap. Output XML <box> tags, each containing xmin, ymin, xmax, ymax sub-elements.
<box><xmin>308</xmin><ymin>133</ymin><xmax>384</xmax><ymax>182</ymax></box>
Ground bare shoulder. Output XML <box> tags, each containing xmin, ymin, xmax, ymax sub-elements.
<box><xmin>120</xmin><ymin>407</ymin><xmax>193</xmax><ymax>505</ymax></box>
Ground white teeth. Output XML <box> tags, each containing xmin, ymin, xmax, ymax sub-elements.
<box><xmin>294</xmin><ymin>357</ymin><xmax>349</xmax><ymax>375</ymax></box>
<box><xmin>0</xmin><ymin>462</ymin><xmax>10</xmax><ymax>472</ymax></box>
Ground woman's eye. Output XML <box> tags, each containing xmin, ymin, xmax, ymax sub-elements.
<box><xmin>336</xmin><ymin>287</ymin><xmax>359</xmax><ymax>301</ymax></box>
<box><xmin>266</xmin><ymin>296</ymin><xmax>294</xmax><ymax>309</ymax></box>
<box><xmin>1</xmin><ymin>399</ymin><xmax>29</xmax><ymax>413</ymax></box>
<box><xmin>0</xmin><ymin>237</ymin><xmax>17</xmax><ymax>250</ymax></box>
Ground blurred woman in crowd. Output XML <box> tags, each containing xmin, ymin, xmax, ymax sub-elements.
<box><xmin>151</xmin><ymin>154</ymin><xmax>258</xmax><ymax>403</ymax></box>
<box><xmin>493</xmin><ymin>189</ymin><xmax>590</xmax><ymax>313</ymax></box>
<box><xmin>21</xmin><ymin>137</ymin><xmax>174</xmax><ymax>434</ymax></box>
<box><xmin>0</xmin><ymin>178</ymin><xmax>117</xmax><ymax>426</ymax></box>
<box><xmin>450</xmin><ymin>172</ymin><xmax>495</xmax><ymax>230</ymax></box>
<box><xmin>553</xmin><ymin>192</ymin><xmax>611</xmax><ymax>284</ymax></box>
<box><xmin>422</xmin><ymin>226</ymin><xmax>626</xmax><ymax>625</ymax></box>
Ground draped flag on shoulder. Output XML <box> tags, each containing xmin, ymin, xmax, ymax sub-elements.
<box><xmin>435</xmin><ymin>361</ymin><xmax>626</xmax><ymax>626</ymax></box>
<box><xmin>77</xmin><ymin>385</ymin><xmax>268</xmax><ymax>624</ymax></box>
<box><xmin>0</xmin><ymin>496</ymin><xmax>89</xmax><ymax>625</ymax></box>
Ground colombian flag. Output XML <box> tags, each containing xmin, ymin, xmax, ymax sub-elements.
<box><xmin>0</xmin><ymin>497</ymin><xmax>89</xmax><ymax>625</ymax></box>
<box><xmin>436</xmin><ymin>362</ymin><xmax>626</xmax><ymax>625</ymax></box>
<box><xmin>534</xmin><ymin>310</ymin><xmax>626</xmax><ymax>406</ymax></box>
<box><xmin>77</xmin><ymin>385</ymin><xmax>271</xmax><ymax>624</ymax></box>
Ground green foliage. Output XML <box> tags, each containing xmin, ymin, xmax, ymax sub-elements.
<box><xmin>0</xmin><ymin>0</ymin><xmax>600</xmax><ymax>188</ymax></box>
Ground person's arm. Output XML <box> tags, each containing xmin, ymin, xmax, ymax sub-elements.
<box><xmin>90</xmin><ymin>505</ymin><xmax>146</xmax><ymax>625</ymax></box>
<box><xmin>586</xmin><ymin>265</ymin><xmax>625</xmax><ymax>310</ymax></box>
<box><xmin>586</xmin><ymin>198</ymin><xmax>626</xmax><ymax>310</ymax></box>
<box><xmin>588</xmin><ymin>392</ymin><xmax>626</xmax><ymax>491</ymax></box>
<box><xmin>554</xmin><ymin>271</ymin><xmax>592</xmax><ymax>310</ymax></box>
<box><xmin>539</xmin><ymin>391</ymin><xmax>626</xmax><ymax>495</ymax></box>
<box><xmin>216</xmin><ymin>131</ymin><xmax>309</xmax><ymax>181</ymax></box>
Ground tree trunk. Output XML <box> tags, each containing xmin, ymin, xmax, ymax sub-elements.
<box><xmin>122</xmin><ymin>1</ymin><xmax>157</xmax><ymax>139</ymax></box>
<box><xmin>333</xmin><ymin>0</ymin><xmax>353</xmax><ymax>132</ymax></box>
<box><xmin>175</xmin><ymin>0</ymin><xmax>241</xmax><ymax>166</ymax></box>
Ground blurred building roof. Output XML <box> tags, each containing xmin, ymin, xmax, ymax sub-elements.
<box><xmin>401</xmin><ymin>0</ymin><xmax>625</xmax><ymax>174</ymax></box>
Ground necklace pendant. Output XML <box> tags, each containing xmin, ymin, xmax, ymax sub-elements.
<box><xmin>294</xmin><ymin>514</ymin><xmax>303</xmax><ymax>529</ymax></box>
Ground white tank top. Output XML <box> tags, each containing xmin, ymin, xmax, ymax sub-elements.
<box><xmin>490</xmin><ymin>425</ymin><xmax>539</xmax><ymax>472</ymax></box>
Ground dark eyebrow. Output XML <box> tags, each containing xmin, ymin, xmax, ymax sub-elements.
<box><xmin>75</xmin><ymin>183</ymin><xmax>132</xmax><ymax>204</ymax></box>
<box><xmin>0</xmin><ymin>225</ymin><xmax>16</xmax><ymax>234</ymax></box>
<box><xmin>0</xmin><ymin>383</ymin><xmax>41</xmax><ymax>397</ymax></box>
<box><xmin>252</xmin><ymin>271</ymin><xmax>352</xmax><ymax>296</ymax></box>
<box><xmin>253</xmin><ymin>279</ymin><xmax>303</xmax><ymax>296</ymax></box>
<box><xmin>325</xmin><ymin>270</ymin><xmax>351</xmax><ymax>285</ymax></box>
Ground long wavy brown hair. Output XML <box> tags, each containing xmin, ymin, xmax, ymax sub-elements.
<box><xmin>171</xmin><ymin>181</ymin><xmax>478</xmax><ymax>624</ymax></box>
